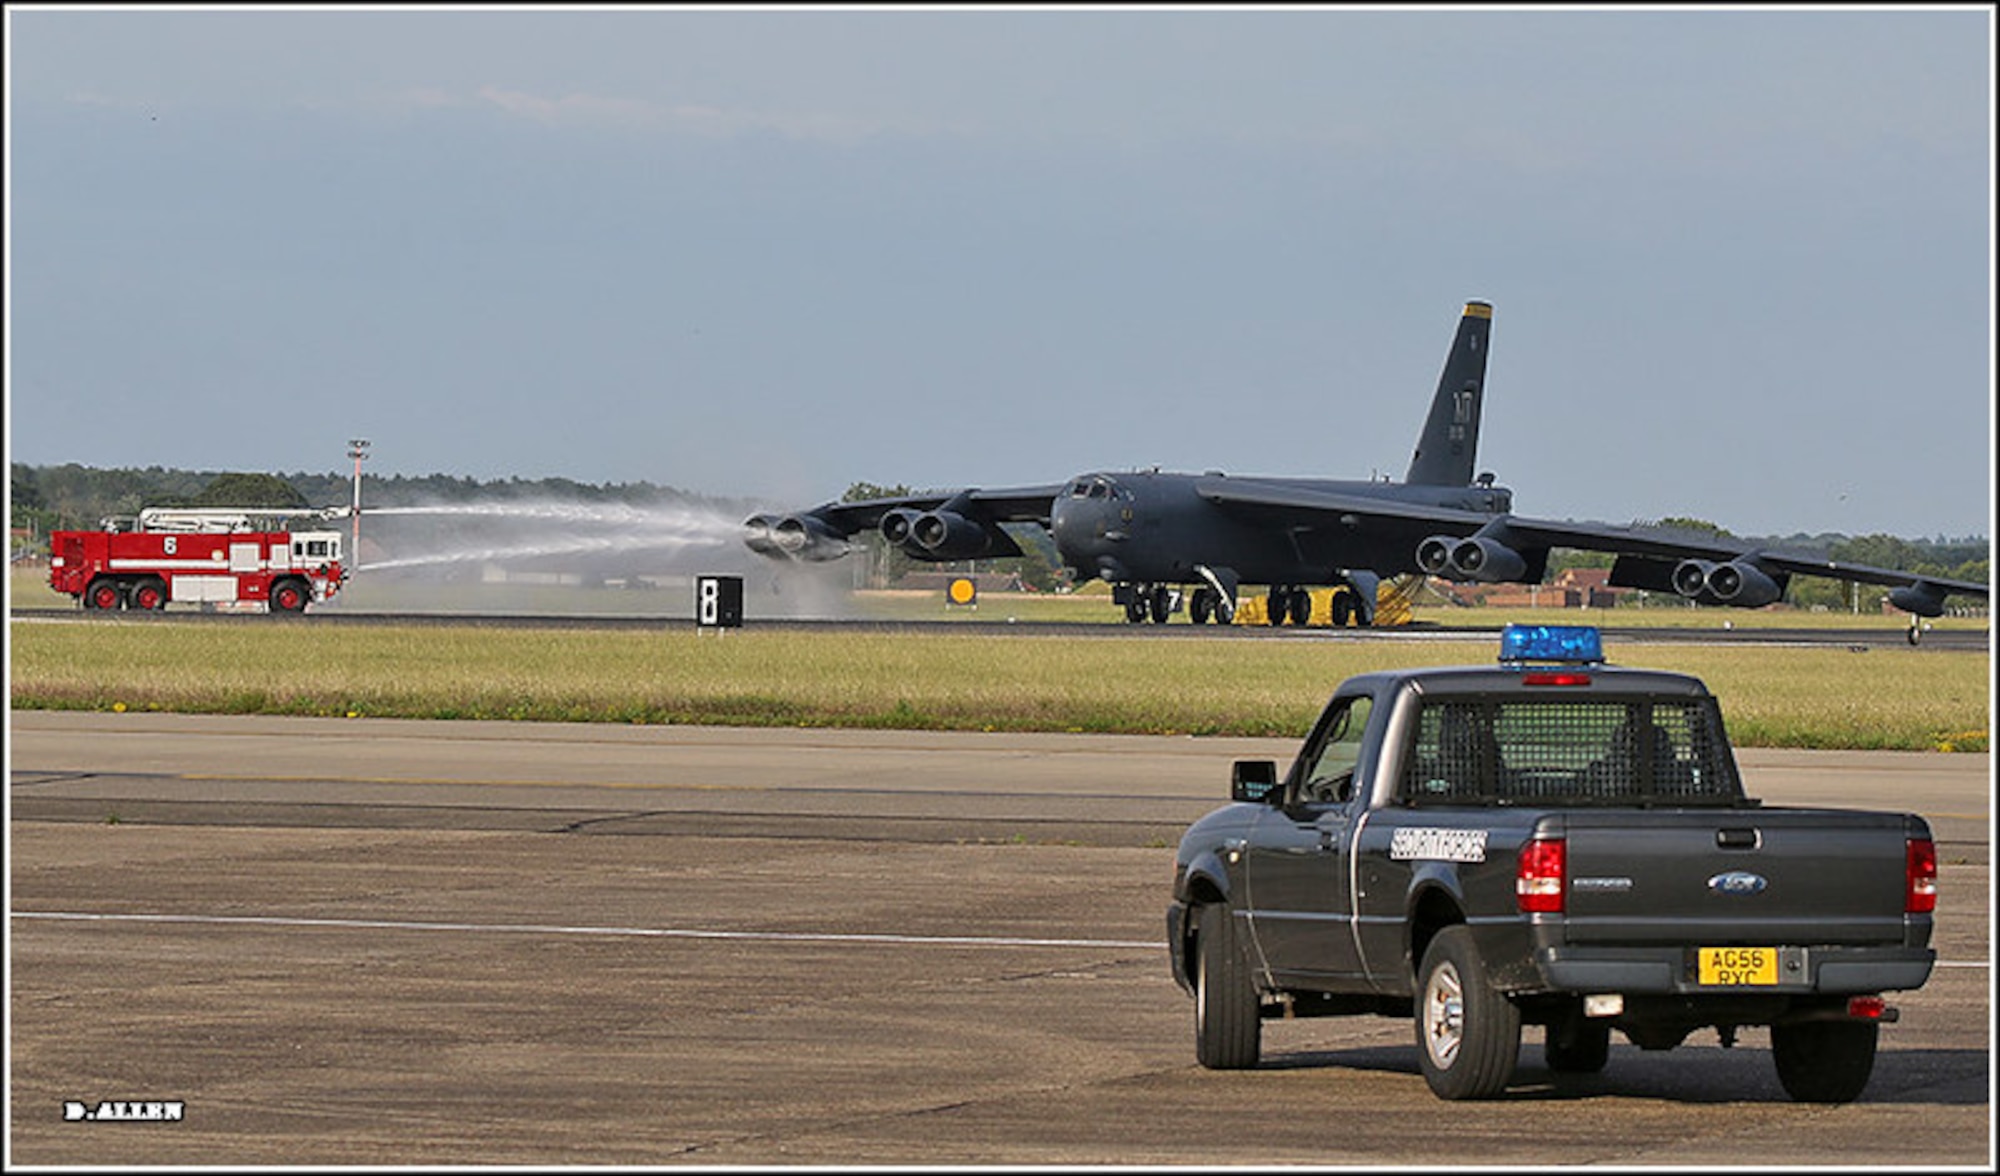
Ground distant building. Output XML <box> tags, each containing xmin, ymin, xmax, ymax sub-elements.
<box><xmin>1435</xmin><ymin>568</ymin><xmax>1628</xmax><ymax>609</ymax></box>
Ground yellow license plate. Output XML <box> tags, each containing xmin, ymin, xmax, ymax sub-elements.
<box><xmin>1699</xmin><ymin>946</ymin><xmax>1778</xmax><ymax>985</ymax></box>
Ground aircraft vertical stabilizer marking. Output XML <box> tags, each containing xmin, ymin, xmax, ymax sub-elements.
<box><xmin>1404</xmin><ymin>300</ymin><xmax>1491</xmax><ymax>488</ymax></box>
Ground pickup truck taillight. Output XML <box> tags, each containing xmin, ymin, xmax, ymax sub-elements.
<box><xmin>1906</xmin><ymin>838</ymin><xmax>1938</xmax><ymax>914</ymax></box>
<box><xmin>1516</xmin><ymin>837</ymin><xmax>1566</xmax><ymax>914</ymax></box>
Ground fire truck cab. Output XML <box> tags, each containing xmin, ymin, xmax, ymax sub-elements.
<box><xmin>49</xmin><ymin>507</ymin><xmax>349</xmax><ymax>614</ymax></box>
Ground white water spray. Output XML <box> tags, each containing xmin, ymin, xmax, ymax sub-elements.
<box><xmin>359</xmin><ymin>502</ymin><xmax>740</xmax><ymax>572</ymax></box>
<box><xmin>341</xmin><ymin>497</ymin><xmax>865</xmax><ymax>618</ymax></box>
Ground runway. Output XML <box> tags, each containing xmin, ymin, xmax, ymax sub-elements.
<box><xmin>11</xmin><ymin>603</ymin><xmax>1989</xmax><ymax>652</ymax></box>
<box><xmin>9</xmin><ymin>713</ymin><xmax>1992</xmax><ymax>1165</ymax></box>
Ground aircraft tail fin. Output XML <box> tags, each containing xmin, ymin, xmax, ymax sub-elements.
<box><xmin>1403</xmin><ymin>300</ymin><xmax>1492</xmax><ymax>487</ymax></box>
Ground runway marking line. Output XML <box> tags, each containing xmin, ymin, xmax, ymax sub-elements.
<box><xmin>11</xmin><ymin>911</ymin><xmax>1161</xmax><ymax>952</ymax></box>
<box><xmin>13</xmin><ymin>912</ymin><xmax>1986</xmax><ymax>967</ymax></box>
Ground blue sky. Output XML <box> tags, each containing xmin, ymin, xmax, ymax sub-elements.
<box><xmin>6</xmin><ymin>5</ymin><xmax>1993</xmax><ymax>540</ymax></box>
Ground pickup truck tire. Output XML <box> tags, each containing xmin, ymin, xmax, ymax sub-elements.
<box><xmin>1194</xmin><ymin>903</ymin><xmax>1260</xmax><ymax>1070</ymax></box>
<box><xmin>1417</xmin><ymin>926</ymin><xmax>1521</xmax><ymax>1100</ymax></box>
<box><xmin>1772</xmin><ymin>1020</ymin><xmax>1877</xmax><ymax>1104</ymax></box>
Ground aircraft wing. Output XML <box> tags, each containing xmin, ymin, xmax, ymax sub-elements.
<box><xmin>743</xmin><ymin>484</ymin><xmax>1062</xmax><ymax>562</ymax></box>
<box><xmin>800</xmin><ymin>485</ymin><xmax>1062</xmax><ymax>535</ymax></box>
<box><xmin>1493</xmin><ymin>515</ymin><xmax>1990</xmax><ymax>613</ymax></box>
<box><xmin>1195</xmin><ymin>476</ymin><xmax>1496</xmax><ymax>527</ymax></box>
<box><xmin>1194</xmin><ymin>477</ymin><xmax>1987</xmax><ymax>616</ymax></box>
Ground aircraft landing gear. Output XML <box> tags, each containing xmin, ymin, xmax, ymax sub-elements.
<box><xmin>1266</xmin><ymin>586</ymin><xmax>1311</xmax><ymax>626</ymax></box>
<box><xmin>1189</xmin><ymin>586</ymin><xmax>1235</xmax><ymax>625</ymax></box>
<box><xmin>1116</xmin><ymin>582</ymin><xmax>1180</xmax><ymax>624</ymax></box>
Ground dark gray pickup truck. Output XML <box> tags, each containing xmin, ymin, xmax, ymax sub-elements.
<box><xmin>1167</xmin><ymin>626</ymin><xmax>1937</xmax><ymax>1102</ymax></box>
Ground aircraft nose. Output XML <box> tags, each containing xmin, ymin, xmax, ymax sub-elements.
<box><xmin>1051</xmin><ymin>495</ymin><xmax>1108</xmax><ymax>563</ymax></box>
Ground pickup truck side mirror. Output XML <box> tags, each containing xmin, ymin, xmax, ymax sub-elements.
<box><xmin>1232</xmin><ymin>760</ymin><xmax>1281</xmax><ymax>804</ymax></box>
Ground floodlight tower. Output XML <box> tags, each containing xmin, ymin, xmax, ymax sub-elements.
<box><xmin>347</xmin><ymin>438</ymin><xmax>370</xmax><ymax>563</ymax></box>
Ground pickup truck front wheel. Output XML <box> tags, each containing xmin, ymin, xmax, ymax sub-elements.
<box><xmin>1417</xmin><ymin>926</ymin><xmax>1521</xmax><ymax>1100</ymax></box>
<box><xmin>1772</xmin><ymin>1019</ymin><xmax>1877</xmax><ymax>1103</ymax></box>
<box><xmin>1194</xmin><ymin>903</ymin><xmax>1260</xmax><ymax>1070</ymax></box>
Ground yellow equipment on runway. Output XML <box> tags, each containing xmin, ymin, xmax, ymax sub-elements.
<box><xmin>1231</xmin><ymin>575</ymin><xmax>1421</xmax><ymax>627</ymax></box>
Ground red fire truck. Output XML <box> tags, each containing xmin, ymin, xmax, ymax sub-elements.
<box><xmin>48</xmin><ymin>507</ymin><xmax>350</xmax><ymax>614</ymax></box>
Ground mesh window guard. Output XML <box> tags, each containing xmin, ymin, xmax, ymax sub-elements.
<box><xmin>1400</xmin><ymin>698</ymin><xmax>1740</xmax><ymax>806</ymax></box>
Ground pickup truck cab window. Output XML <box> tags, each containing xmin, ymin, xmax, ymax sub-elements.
<box><xmin>1293</xmin><ymin>695</ymin><xmax>1373</xmax><ymax>806</ymax></box>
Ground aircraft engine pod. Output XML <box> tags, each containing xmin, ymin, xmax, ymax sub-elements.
<box><xmin>911</xmin><ymin>510</ymin><xmax>994</xmax><ymax>559</ymax></box>
<box><xmin>1672</xmin><ymin>559</ymin><xmax>1718</xmax><ymax>599</ymax></box>
<box><xmin>1415</xmin><ymin>534</ymin><xmax>1525</xmax><ymax>582</ymax></box>
<box><xmin>879</xmin><ymin>508</ymin><xmax>921</xmax><ymax>547</ymax></box>
<box><xmin>770</xmin><ymin>514</ymin><xmax>849</xmax><ymax>561</ymax></box>
<box><xmin>1415</xmin><ymin>535</ymin><xmax>1457</xmax><ymax>577</ymax></box>
<box><xmin>741</xmin><ymin>514</ymin><xmax>784</xmax><ymax>557</ymax></box>
<box><xmin>1448</xmin><ymin>537</ymin><xmax>1528</xmax><ymax>583</ymax></box>
<box><xmin>1705</xmin><ymin>561</ymin><xmax>1782</xmax><ymax>608</ymax></box>
<box><xmin>1672</xmin><ymin>559</ymin><xmax>1783</xmax><ymax>608</ymax></box>
<box><xmin>1888</xmin><ymin>581</ymin><xmax>1949</xmax><ymax>618</ymax></box>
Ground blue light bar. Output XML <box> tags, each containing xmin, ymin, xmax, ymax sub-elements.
<box><xmin>1499</xmin><ymin>624</ymin><xmax>1603</xmax><ymax>665</ymax></box>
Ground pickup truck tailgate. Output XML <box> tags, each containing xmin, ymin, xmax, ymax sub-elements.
<box><xmin>1556</xmin><ymin>809</ymin><xmax>1927</xmax><ymax>946</ymax></box>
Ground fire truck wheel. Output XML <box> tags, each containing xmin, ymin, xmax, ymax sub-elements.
<box><xmin>86</xmin><ymin>579</ymin><xmax>126</xmax><ymax>611</ymax></box>
<box><xmin>131</xmin><ymin>580</ymin><xmax>169</xmax><ymax>611</ymax></box>
<box><xmin>270</xmin><ymin>580</ymin><xmax>309</xmax><ymax>614</ymax></box>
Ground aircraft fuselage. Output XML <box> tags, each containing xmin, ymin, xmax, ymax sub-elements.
<box><xmin>1047</xmin><ymin>470</ymin><xmax>1513</xmax><ymax>587</ymax></box>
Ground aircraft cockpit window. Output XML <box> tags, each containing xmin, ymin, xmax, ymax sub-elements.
<box><xmin>1068</xmin><ymin>481</ymin><xmax>1092</xmax><ymax>498</ymax></box>
<box><xmin>1087</xmin><ymin>481</ymin><xmax>1111</xmax><ymax>499</ymax></box>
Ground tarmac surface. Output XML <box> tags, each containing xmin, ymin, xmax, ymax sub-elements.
<box><xmin>10</xmin><ymin>605</ymin><xmax>1991</xmax><ymax>652</ymax></box>
<box><xmin>9</xmin><ymin>712</ymin><xmax>1993</xmax><ymax>1166</ymax></box>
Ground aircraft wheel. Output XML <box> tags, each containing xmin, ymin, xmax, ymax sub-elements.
<box><xmin>1149</xmin><ymin>585</ymin><xmax>1173</xmax><ymax>623</ymax></box>
<box><xmin>1190</xmin><ymin>587</ymin><xmax>1214</xmax><ymax>624</ymax></box>
<box><xmin>1287</xmin><ymin>588</ymin><xmax>1312</xmax><ymax>626</ymax></box>
<box><xmin>1266</xmin><ymin>587</ymin><xmax>1288</xmax><ymax>626</ymax></box>
<box><xmin>1214</xmin><ymin>596</ymin><xmax>1235</xmax><ymax>625</ymax></box>
<box><xmin>1124</xmin><ymin>590</ymin><xmax>1149</xmax><ymax>624</ymax></box>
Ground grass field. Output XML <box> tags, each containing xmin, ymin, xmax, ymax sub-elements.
<box><xmin>8</xmin><ymin>612</ymin><xmax>1989</xmax><ymax>752</ymax></box>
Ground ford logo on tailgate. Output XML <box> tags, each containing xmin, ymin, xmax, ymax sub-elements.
<box><xmin>1708</xmin><ymin>870</ymin><xmax>1768</xmax><ymax>896</ymax></box>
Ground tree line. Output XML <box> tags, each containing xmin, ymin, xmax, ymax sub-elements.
<box><xmin>10</xmin><ymin>462</ymin><xmax>751</xmax><ymax>538</ymax></box>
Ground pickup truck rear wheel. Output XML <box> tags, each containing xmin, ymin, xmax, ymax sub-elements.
<box><xmin>1194</xmin><ymin>903</ymin><xmax>1260</xmax><ymax>1069</ymax></box>
<box><xmin>1772</xmin><ymin>1019</ymin><xmax>1877</xmax><ymax>1103</ymax></box>
<box><xmin>1417</xmin><ymin>926</ymin><xmax>1521</xmax><ymax>1099</ymax></box>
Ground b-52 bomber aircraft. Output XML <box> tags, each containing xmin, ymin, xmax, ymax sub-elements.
<box><xmin>743</xmin><ymin>301</ymin><xmax>1987</xmax><ymax>640</ymax></box>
